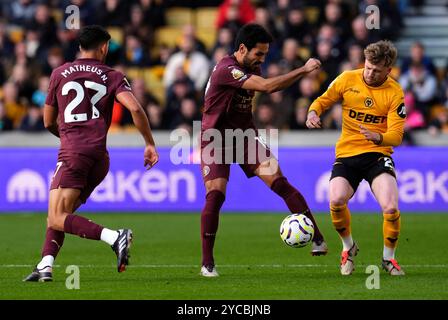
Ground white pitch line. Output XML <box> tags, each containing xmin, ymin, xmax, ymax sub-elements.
<box><xmin>2</xmin><ymin>264</ymin><xmax>448</xmax><ymax>268</ymax></box>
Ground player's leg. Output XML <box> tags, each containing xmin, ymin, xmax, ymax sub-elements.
<box><xmin>253</xmin><ymin>157</ymin><xmax>328</xmax><ymax>255</ymax></box>
<box><xmin>329</xmin><ymin>160</ymin><xmax>360</xmax><ymax>275</ymax></box>
<box><xmin>371</xmin><ymin>173</ymin><xmax>404</xmax><ymax>275</ymax></box>
<box><xmin>201</xmin><ymin>177</ymin><xmax>227</xmax><ymax>277</ymax></box>
<box><xmin>31</xmin><ymin>198</ymin><xmax>84</xmax><ymax>281</ymax></box>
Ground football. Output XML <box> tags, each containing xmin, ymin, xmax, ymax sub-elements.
<box><xmin>280</xmin><ymin>214</ymin><xmax>314</xmax><ymax>248</ymax></box>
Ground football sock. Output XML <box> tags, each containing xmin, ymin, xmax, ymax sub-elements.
<box><xmin>201</xmin><ymin>190</ymin><xmax>225</xmax><ymax>266</ymax></box>
<box><xmin>341</xmin><ymin>235</ymin><xmax>354</xmax><ymax>251</ymax></box>
<box><xmin>271</xmin><ymin>177</ymin><xmax>323</xmax><ymax>241</ymax></box>
<box><xmin>330</xmin><ymin>204</ymin><xmax>351</xmax><ymax>237</ymax></box>
<box><xmin>330</xmin><ymin>203</ymin><xmax>353</xmax><ymax>250</ymax></box>
<box><xmin>37</xmin><ymin>255</ymin><xmax>54</xmax><ymax>270</ymax></box>
<box><xmin>100</xmin><ymin>228</ymin><xmax>119</xmax><ymax>246</ymax></box>
<box><xmin>63</xmin><ymin>214</ymin><xmax>103</xmax><ymax>240</ymax></box>
<box><xmin>383</xmin><ymin>246</ymin><xmax>395</xmax><ymax>261</ymax></box>
<box><xmin>41</xmin><ymin>227</ymin><xmax>65</xmax><ymax>258</ymax></box>
<box><xmin>383</xmin><ymin>209</ymin><xmax>401</xmax><ymax>254</ymax></box>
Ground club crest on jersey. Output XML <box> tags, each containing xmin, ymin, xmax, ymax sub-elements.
<box><xmin>231</xmin><ymin>68</ymin><xmax>245</xmax><ymax>80</ymax></box>
<box><xmin>364</xmin><ymin>97</ymin><xmax>374</xmax><ymax>108</ymax></box>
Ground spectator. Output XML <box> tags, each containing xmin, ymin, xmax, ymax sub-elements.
<box><xmin>139</xmin><ymin>0</ymin><xmax>166</xmax><ymax>29</ymax></box>
<box><xmin>399</xmin><ymin>62</ymin><xmax>438</xmax><ymax>120</ymax></box>
<box><xmin>19</xmin><ymin>104</ymin><xmax>44</xmax><ymax>131</ymax></box>
<box><xmin>31</xmin><ymin>76</ymin><xmax>49</xmax><ymax>108</ymax></box>
<box><xmin>428</xmin><ymin>108</ymin><xmax>448</xmax><ymax>136</ymax></box>
<box><xmin>401</xmin><ymin>42</ymin><xmax>436</xmax><ymax>76</ymax></box>
<box><xmin>169</xmin><ymin>97</ymin><xmax>200</xmax><ymax>133</ymax></box>
<box><xmin>2</xmin><ymin>81</ymin><xmax>27</xmax><ymax>128</ymax></box>
<box><xmin>4</xmin><ymin>0</ymin><xmax>36</xmax><ymax>26</ymax></box>
<box><xmin>42</xmin><ymin>46</ymin><xmax>65</xmax><ymax>76</ymax></box>
<box><xmin>277</xmin><ymin>38</ymin><xmax>304</xmax><ymax>74</ymax></box>
<box><xmin>124</xmin><ymin>4</ymin><xmax>153</xmax><ymax>48</ymax></box>
<box><xmin>165</xmin><ymin>77</ymin><xmax>195</xmax><ymax>124</ymax></box>
<box><xmin>0</xmin><ymin>100</ymin><xmax>14</xmax><ymax>131</ymax></box>
<box><xmin>9</xmin><ymin>63</ymin><xmax>34</xmax><ymax>101</ymax></box>
<box><xmin>145</xmin><ymin>101</ymin><xmax>164</xmax><ymax>130</ymax></box>
<box><xmin>401</xmin><ymin>91</ymin><xmax>425</xmax><ymax>145</ymax></box>
<box><xmin>321</xmin><ymin>2</ymin><xmax>351</xmax><ymax>44</ymax></box>
<box><xmin>211</xmin><ymin>27</ymin><xmax>234</xmax><ymax>57</ymax></box>
<box><xmin>181</xmin><ymin>24</ymin><xmax>207</xmax><ymax>55</ymax></box>
<box><xmin>122</xmin><ymin>33</ymin><xmax>148</xmax><ymax>66</ymax></box>
<box><xmin>163</xmin><ymin>35</ymin><xmax>210</xmax><ymax>92</ymax></box>
<box><xmin>97</xmin><ymin>0</ymin><xmax>129</xmax><ymax>27</ymax></box>
<box><xmin>26</xmin><ymin>3</ymin><xmax>58</xmax><ymax>50</ymax></box>
<box><xmin>216</xmin><ymin>0</ymin><xmax>255</xmax><ymax>30</ymax></box>
<box><xmin>283</xmin><ymin>6</ymin><xmax>312</xmax><ymax>45</ymax></box>
<box><xmin>349</xmin><ymin>15</ymin><xmax>380</xmax><ymax>49</ymax></box>
<box><xmin>254</xmin><ymin>102</ymin><xmax>276</xmax><ymax>130</ymax></box>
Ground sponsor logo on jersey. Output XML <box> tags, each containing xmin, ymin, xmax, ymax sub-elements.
<box><xmin>364</xmin><ymin>97</ymin><xmax>374</xmax><ymax>108</ymax></box>
<box><xmin>348</xmin><ymin>109</ymin><xmax>387</xmax><ymax>124</ymax></box>
<box><xmin>231</xmin><ymin>68</ymin><xmax>245</xmax><ymax>80</ymax></box>
<box><xmin>397</xmin><ymin>103</ymin><xmax>407</xmax><ymax>118</ymax></box>
<box><xmin>348</xmin><ymin>88</ymin><xmax>360</xmax><ymax>94</ymax></box>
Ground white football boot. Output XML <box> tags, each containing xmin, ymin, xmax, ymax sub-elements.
<box><xmin>382</xmin><ymin>259</ymin><xmax>405</xmax><ymax>276</ymax></box>
<box><xmin>340</xmin><ymin>242</ymin><xmax>359</xmax><ymax>275</ymax></box>
<box><xmin>200</xmin><ymin>264</ymin><xmax>219</xmax><ymax>277</ymax></box>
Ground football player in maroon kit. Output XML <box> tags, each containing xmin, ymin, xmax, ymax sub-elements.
<box><xmin>200</xmin><ymin>24</ymin><xmax>327</xmax><ymax>277</ymax></box>
<box><xmin>24</xmin><ymin>25</ymin><xmax>158</xmax><ymax>282</ymax></box>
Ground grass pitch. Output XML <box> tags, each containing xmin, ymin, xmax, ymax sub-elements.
<box><xmin>1</xmin><ymin>213</ymin><xmax>447</xmax><ymax>300</ymax></box>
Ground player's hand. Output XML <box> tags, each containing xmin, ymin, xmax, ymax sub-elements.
<box><xmin>306</xmin><ymin>110</ymin><xmax>322</xmax><ymax>129</ymax></box>
<box><xmin>303</xmin><ymin>58</ymin><xmax>321</xmax><ymax>73</ymax></box>
<box><xmin>144</xmin><ymin>144</ymin><xmax>159</xmax><ymax>170</ymax></box>
<box><xmin>359</xmin><ymin>125</ymin><xmax>381</xmax><ymax>144</ymax></box>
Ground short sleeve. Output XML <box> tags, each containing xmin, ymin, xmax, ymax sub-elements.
<box><xmin>112</xmin><ymin>71</ymin><xmax>133</xmax><ymax>96</ymax></box>
<box><xmin>215</xmin><ymin>65</ymin><xmax>253</xmax><ymax>89</ymax></box>
<box><xmin>45</xmin><ymin>71</ymin><xmax>58</xmax><ymax>108</ymax></box>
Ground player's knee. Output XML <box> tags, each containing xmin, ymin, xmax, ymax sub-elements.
<box><xmin>383</xmin><ymin>207</ymin><xmax>399</xmax><ymax>216</ymax></box>
<box><xmin>330</xmin><ymin>197</ymin><xmax>347</xmax><ymax>208</ymax></box>
<box><xmin>383</xmin><ymin>206</ymin><xmax>400</xmax><ymax>221</ymax></box>
<box><xmin>47</xmin><ymin>214</ymin><xmax>65</xmax><ymax>231</ymax></box>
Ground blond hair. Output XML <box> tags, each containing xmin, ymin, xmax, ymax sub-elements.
<box><xmin>364</xmin><ymin>40</ymin><xmax>397</xmax><ymax>67</ymax></box>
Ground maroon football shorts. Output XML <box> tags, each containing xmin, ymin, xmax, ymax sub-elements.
<box><xmin>200</xmin><ymin>136</ymin><xmax>273</xmax><ymax>182</ymax></box>
<box><xmin>50</xmin><ymin>150</ymin><xmax>110</xmax><ymax>203</ymax></box>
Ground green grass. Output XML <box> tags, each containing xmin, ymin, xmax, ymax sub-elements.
<box><xmin>1</xmin><ymin>213</ymin><xmax>448</xmax><ymax>299</ymax></box>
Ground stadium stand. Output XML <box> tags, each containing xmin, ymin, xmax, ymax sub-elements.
<box><xmin>0</xmin><ymin>0</ymin><xmax>447</xmax><ymax>142</ymax></box>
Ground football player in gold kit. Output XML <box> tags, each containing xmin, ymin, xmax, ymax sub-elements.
<box><xmin>306</xmin><ymin>40</ymin><xmax>406</xmax><ymax>276</ymax></box>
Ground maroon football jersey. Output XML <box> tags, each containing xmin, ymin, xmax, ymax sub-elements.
<box><xmin>45</xmin><ymin>58</ymin><xmax>132</xmax><ymax>154</ymax></box>
<box><xmin>202</xmin><ymin>55</ymin><xmax>260</xmax><ymax>136</ymax></box>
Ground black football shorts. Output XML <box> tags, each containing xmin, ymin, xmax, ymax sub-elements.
<box><xmin>330</xmin><ymin>152</ymin><xmax>397</xmax><ymax>192</ymax></box>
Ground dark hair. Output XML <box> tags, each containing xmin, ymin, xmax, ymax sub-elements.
<box><xmin>78</xmin><ymin>25</ymin><xmax>111</xmax><ymax>50</ymax></box>
<box><xmin>234</xmin><ymin>23</ymin><xmax>273</xmax><ymax>51</ymax></box>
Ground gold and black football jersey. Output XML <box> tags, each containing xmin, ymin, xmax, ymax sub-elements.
<box><xmin>309</xmin><ymin>69</ymin><xmax>406</xmax><ymax>158</ymax></box>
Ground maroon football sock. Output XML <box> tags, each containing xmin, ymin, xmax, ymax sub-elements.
<box><xmin>41</xmin><ymin>228</ymin><xmax>65</xmax><ymax>258</ymax></box>
<box><xmin>271</xmin><ymin>177</ymin><xmax>324</xmax><ymax>241</ymax></box>
<box><xmin>201</xmin><ymin>190</ymin><xmax>225</xmax><ymax>266</ymax></box>
<box><xmin>63</xmin><ymin>214</ymin><xmax>103</xmax><ymax>240</ymax></box>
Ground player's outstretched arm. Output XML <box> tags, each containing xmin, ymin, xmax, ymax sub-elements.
<box><xmin>43</xmin><ymin>104</ymin><xmax>59</xmax><ymax>137</ymax></box>
<box><xmin>116</xmin><ymin>91</ymin><xmax>159</xmax><ymax>169</ymax></box>
<box><xmin>241</xmin><ymin>58</ymin><xmax>321</xmax><ymax>93</ymax></box>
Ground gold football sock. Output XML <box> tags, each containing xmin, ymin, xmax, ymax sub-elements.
<box><xmin>383</xmin><ymin>209</ymin><xmax>401</xmax><ymax>250</ymax></box>
<box><xmin>330</xmin><ymin>204</ymin><xmax>351</xmax><ymax>238</ymax></box>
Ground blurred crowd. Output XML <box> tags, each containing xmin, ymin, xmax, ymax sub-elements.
<box><xmin>0</xmin><ymin>0</ymin><xmax>447</xmax><ymax>144</ymax></box>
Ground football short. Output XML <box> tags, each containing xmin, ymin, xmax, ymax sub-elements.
<box><xmin>50</xmin><ymin>150</ymin><xmax>110</xmax><ymax>203</ymax></box>
<box><xmin>330</xmin><ymin>152</ymin><xmax>396</xmax><ymax>192</ymax></box>
<box><xmin>200</xmin><ymin>134</ymin><xmax>273</xmax><ymax>182</ymax></box>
